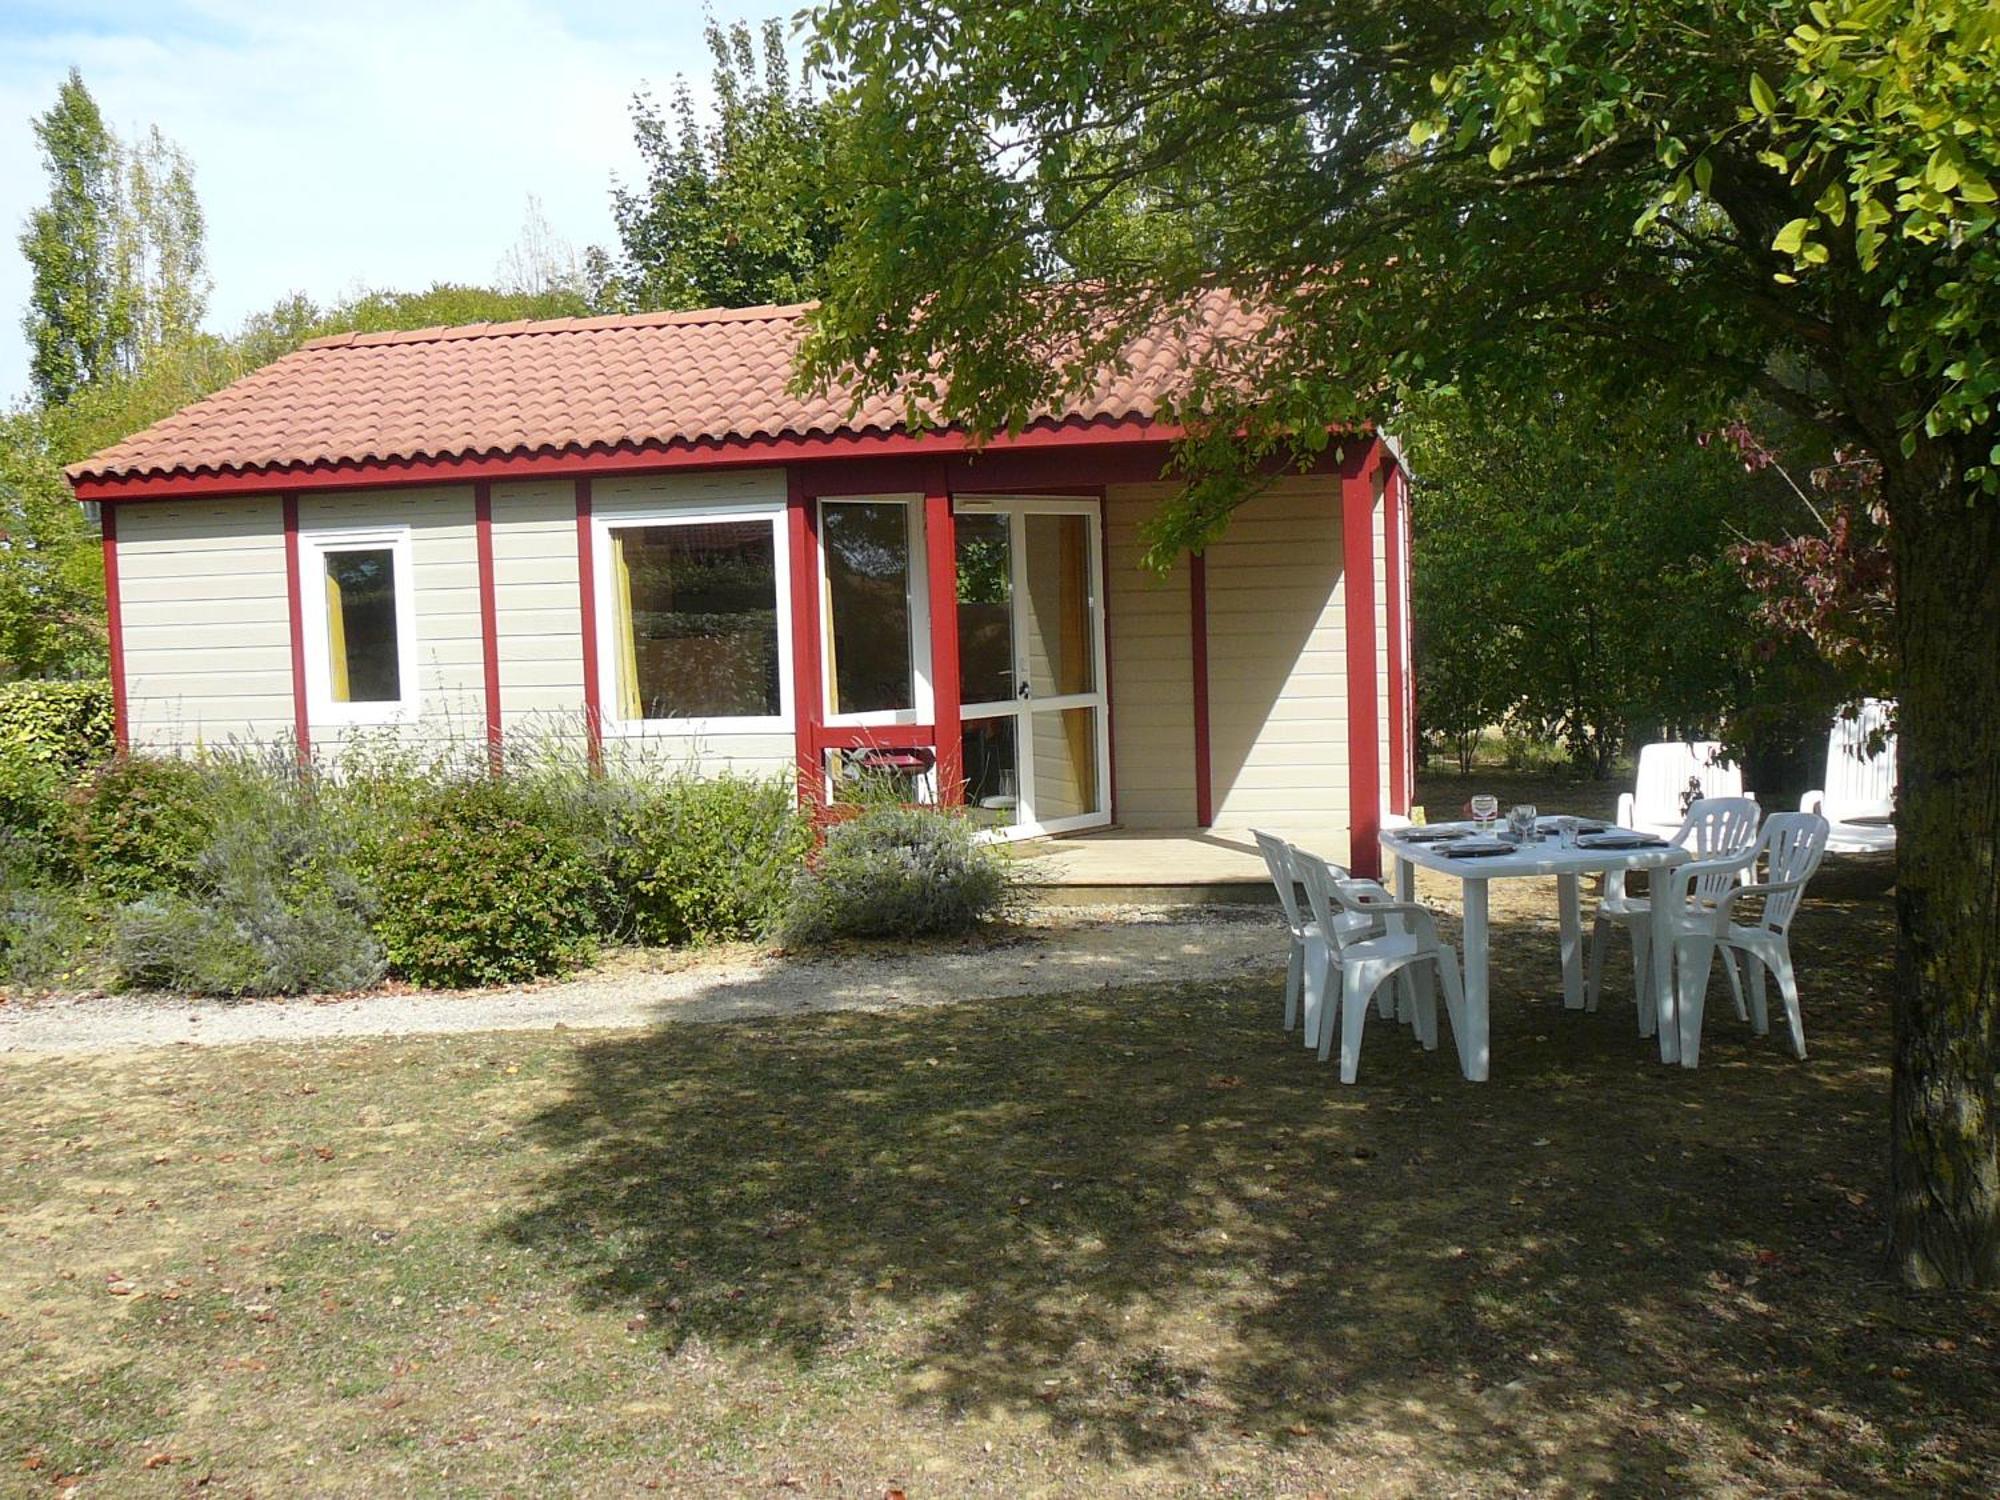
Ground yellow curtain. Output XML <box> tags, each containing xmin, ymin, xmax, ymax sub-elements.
<box><xmin>612</xmin><ymin>535</ymin><xmax>643</xmax><ymax>720</ymax></box>
<box><xmin>1058</xmin><ymin>519</ymin><xmax>1094</xmax><ymax>804</ymax></box>
<box><xmin>822</xmin><ymin>557</ymin><xmax>842</xmax><ymax>716</ymax></box>
<box><xmin>1058</xmin><ymin>517</ymin><xmax>1090</xmax><ymax>695</ymax></box>
<box><xmin>324</xmin><ymin>567</ymin><xmax>351</xmax><ymax>702</ymax></box>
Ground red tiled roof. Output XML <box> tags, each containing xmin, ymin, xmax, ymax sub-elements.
<box><xmin>67</xmin><ymin>297</ymin><xmax>1260</xmax><ymax>485</ymax></box>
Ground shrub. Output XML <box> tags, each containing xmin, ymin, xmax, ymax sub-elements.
<box><xmin>781</xmin><ymin>806</ymin><xmax>1016</xmax><ymax>946</ymax></box>
<box><xmin>69</xmin><ymin>755</ymin><xmax>216</xmax><ymax>898</ymax></box>
<box><xmin>370</xmin><ymin>779</ymin><xmax>609</xmax><ymax>987</ymax></box>
<box><xmin>110</xmin><ymin>886</ymin><xmax>382</xmax><ymax>998</ymax></box>
<box><xmin>110</xmin><ymin>895</ymin><xmax>269</xmax><ymax>996</ymax></box>
<box><xmin>611</xmin><ymin>773</ymin><xmax>809</xmax><ymax>945</ymax></box>
<box><xmin>0</xmin><ymin>681</ymin><xmax>116</xmax><ymax>881</ymax></box>
<box><xmin>0</xmin><ymin>882</ymin><xmax>101</xmax><ymax>990</ymax></box>
<box><xmin>1498</xmin><ymin>726</ymin><xmax>1570</xmax><ymax>774</ymax></box>
<box><xmin>0</xmin><ymin>679</ymin><xmax>115</xmax><ymax>778</ymax></box>
<box><xmin>0</xmin><ymin>747</ymin><xmax>71</xmax><ymax>879</ymax></box>
<box><xmin>108</xmin><ymin>757</ymin><xmax>385</xmax><ymax>997</ymax></box>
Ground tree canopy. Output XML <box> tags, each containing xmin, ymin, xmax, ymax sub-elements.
<box><xmin>19</xmin><ymin>71</ymin><xmax>211</xmax><ymax>407</ymax></box>
<box><xmin>800</xmin><ymin>2</ymin><xmax>1994</xmax><ymax>538</ymax></box>
<box><xmin>800</xmin><ymin>0</ymin><xmax>2000</xmax><ymax>1288</ymax></box>
<box><xmin>612</xmin><ymin>17</ymin><xmax>838</xmax><ymax>312</ymax></box>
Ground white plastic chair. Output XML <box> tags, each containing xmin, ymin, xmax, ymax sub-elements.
<box><xmin>1617</xmin><ymin>741</ymin><xmax>1747</xmax><ymax>840</ymax></box>
<box><xmin>1252</xmin><ymin>829</ymin><xmax>1318</xmax><ymax>1037</ymax></box>
<box><xmin>1800</xmin><ymin>699</ymin><xmax>1896</xmax><ymax>853</ymax></box>
<box><xmin>1587</xmin><ymin>797</ymin><xmax>1762</xmax><ymax>1030</ymax></box>
<box><xmin>1292</xmin><ymin>849</ymin><xmax>1464</xmax><ymax>1084</ymax></box>
<box><xmin>1251</xmin><ymin>830</ymin><xmax>1374</xmax><ymax>1040</ymax></box>
<box><xmin>1669</xmin><ymin>812</ymin><xmax>1831</xmax><ymax>1066</ymax></box>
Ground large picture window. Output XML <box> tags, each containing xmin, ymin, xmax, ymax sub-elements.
<box><xmin>600</xmin><ymin>509</ymin><xmax>790</xmax><ymax>729</ymax></box>
<box><xmin>300</xmin><ymin>526</ymin><xmax>417</xmax><ymax>725</ymax></box>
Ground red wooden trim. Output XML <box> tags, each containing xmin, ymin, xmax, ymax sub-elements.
<box><xmin>1341</xmin><ymin>462</ymin><xmax>1382</xmax><ymax>878</ymax></box>
<box><xmin>786</xmin><ymin>468</ymin><xmax>827</xmax><ymax>807</ymax></box>
<box><xmin>1096</xmin><ymin>491</ymin><xmax>1117</xmax><ymax>826</ymax></box>
<box><xmin>1190</xmin><ymin>551</ymin><xmax>1213</xmax><ymax>828</ymax></box>
<box><xmin>474</xmin><ymin>481</ymin><xmax>503</xmax><ymax>772</ymax></box>
<box><xmin>923</xmin><ymin>462</ymin><xmax>963</xmax><ymax>806</ymax></box>
<box><xmin>70</xmin><ymin>420</ymin><xmax>1377</xmax><ymax>506</ymax></box>
<box><xmin>1384</xmin><ymin>463</ymin><xmax>1409</xmax><ymax>815</ymax></box>
<box><xmin>802</xmin><ymin>447</ymin><xmax>1177</xmax><ymax>500</ymax></box>
<box><xmin>68</xmin><ymin>416</ymin><xmax>1190</xmax><ymax>502</ymax></box>
<box><xmin>574</xmin><ymin>479</ymin><xmax>602</xmax><ymax>772</ymax></box>
<box><xmin>99</xmin><ymin>502</ymin><xmax>129</xmax><ymax>752</ymax></box>
<box><xmin>813</xmin><ymin>722</ymin><xmax>941</xmax><ymax>751</ymax></box>
<box><xmin>281</xmin><ymin>493</ymin><xmax>311</xmax><ymax>763</ymax></box>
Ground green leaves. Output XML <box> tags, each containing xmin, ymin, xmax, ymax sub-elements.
<box><xmin>612</xmin><ymin>17</ymin><xmax>838</xmax><ymax>313</ymax></box>
<box><xmin>801</xmin><ymin>0</ymin><xmax>2000</xmax><ymax>506</ymax></box>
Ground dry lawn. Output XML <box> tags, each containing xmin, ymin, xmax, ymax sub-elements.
<box><xmin>4</xmin><ymin>773</ymin><xmax>1996</xmax><ymax>1497</ymax></box>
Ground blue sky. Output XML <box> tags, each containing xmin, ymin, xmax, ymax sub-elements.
<box><xmin>0</xmin><ymin>0</ymin><xmax>784</xmax><ymax>401</ymax></box>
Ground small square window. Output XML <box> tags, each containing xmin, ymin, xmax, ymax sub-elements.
<box><xmin>301</xmin><ymin>527</ymin><xmax>417</xmax><ymax>725</ymax></box>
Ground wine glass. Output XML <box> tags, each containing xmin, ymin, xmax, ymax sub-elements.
<box><xmin>1470</xmin><ymin>793</ymin><xmax>1498</xmax><ymax>831</ymax></box>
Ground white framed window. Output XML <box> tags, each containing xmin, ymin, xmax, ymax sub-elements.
<box><xmin>298</xmin><ymin>525</ymin><xmax>419</xmax><ymax>726</ymax></box>
<box><xmin>818</xmin><ymin>495</ymin><xmax>932</xmax><ymax>727</ymax></box>
<box><xmin>592</xmin><ymin>502</ymin><xmax>794</xmax><ymax>735</ymax></box>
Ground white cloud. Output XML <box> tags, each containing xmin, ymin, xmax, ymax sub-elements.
<box><xmin>0</xmin><ymin>0</ymin><xmax>783</xmax><ymax>400</ymax></box>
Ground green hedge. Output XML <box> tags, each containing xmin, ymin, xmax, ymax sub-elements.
<box><xmin>369</xmin><ymin>778</ymin><xmax>612</xmax><ymax>989</ymax></box>
<box><xmin>68</xmin><ymin>756</ymin><xmax>215</xmax><ymax>900</ymax></box>
<box><xmin>0</xmin><ymin>732</ymin><xmax>833</xmax><ymax>996</ymax></box>
<box><xmin>0</xmin><ymin>680</ymin><xmax>115</xmax><ymax>777</ymax></box>
<box><xmin>611</xmin><ymin>773</ymin><xmax>810</xmax><ymax>945</ymax></box>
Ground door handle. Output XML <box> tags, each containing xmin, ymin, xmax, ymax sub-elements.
<box><xmin>1017</xmin><ymin>679</ymin><xmax>1033</xmax><ymax>701</ymax></box>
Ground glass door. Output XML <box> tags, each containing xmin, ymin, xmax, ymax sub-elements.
<box><xmin>954</xmin><ymin>498</ymin><xmax>1109</xmax><ymax>837</ymax></box>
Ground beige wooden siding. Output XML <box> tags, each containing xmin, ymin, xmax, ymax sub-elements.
<box><xmin>1201</xmin><ymin>474</ymin><xmax>1351</xmax><ymax>845</ymax></box>
<box><xmin>488</xmin><ymin>479</ymin><xmax>585</xmax><ymax>748</ymax></box>
<box><xmin>299</xmin><ymin>485</ymin><xmax>483</xmax><ymax>749</ymax></box>
<box><xmin>1102</xmin><ymin>484</ymin><xmax>1196</xmax><ymax>828</ymax></box>
<box><xmin>115</xmin><ymin>496</ymin><xmax>293</xmax><ymax>752</ymax></box>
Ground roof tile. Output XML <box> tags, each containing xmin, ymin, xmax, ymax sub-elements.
<box><xmin>69</xmin><ymin>296</ymin><xmax>1259</xmax><ymax>483</ymax></box>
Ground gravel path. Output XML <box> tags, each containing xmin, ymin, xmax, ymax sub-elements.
<box><xmin>0</xmin><ymin>906</ymin><xmax>1283</xmax><ymax>1056</ymax></box>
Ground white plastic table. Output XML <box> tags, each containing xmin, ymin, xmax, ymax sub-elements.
<box><xmin>1379</xmin><ymin>823</ymin><xmax>1691</xmax><ymax>1081</ymax></box>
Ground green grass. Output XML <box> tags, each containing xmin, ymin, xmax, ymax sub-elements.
<box><xmin>2</xmin><ymin>820</ymin><xmax>1994</xmax><ymax>1495</ymax></box>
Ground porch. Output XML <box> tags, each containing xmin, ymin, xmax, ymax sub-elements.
<box><xmin>1008</xmin><ymin>824</ymin><xmax>1354</xmax><ymax>905</ymax></box>
<box><xmin>796</xmin><ymin>451</ymin><xmax>1415</xmax><ymax>883</ymax></box>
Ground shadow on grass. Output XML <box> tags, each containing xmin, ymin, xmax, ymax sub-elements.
<box><xmin>503</xmin><ymin>856</ymin><xmax>1998</xmax><ymax>1491</ymax></box>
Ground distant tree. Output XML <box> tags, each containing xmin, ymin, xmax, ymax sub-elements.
<box><xmin>1407</xmin><ymin>388</ymin><xmax>1798</xmax><ymax>778</ymax></box>
<box><xmin>235</xmin><ymin>282</ymin><xmax>597</xmax><ymax>365</ymax></box>
<box><xmin>613</xmin><ymin>17</ymin><xmax>837</xmax><ymax>311</ymax></box>
<box><xmin>19</xmin><ymin>69</ymin><xmax>128</xmax><ymax>404</ymax></box>
<box><xmin>116</xmin><ymin>125</ymin><xmax>209</xmax><ymax>361</ymax></box>
<box><xmin>497</xmin><ymin>195</ymin><xmax>587</xmax><ymax>301</ymax></box>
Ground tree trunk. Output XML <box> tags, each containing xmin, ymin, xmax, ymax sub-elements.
<box><xmin>1885</xmin><ymin>445</ymin><xmax>2000</xmax><ymax>1289</ymax></box>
